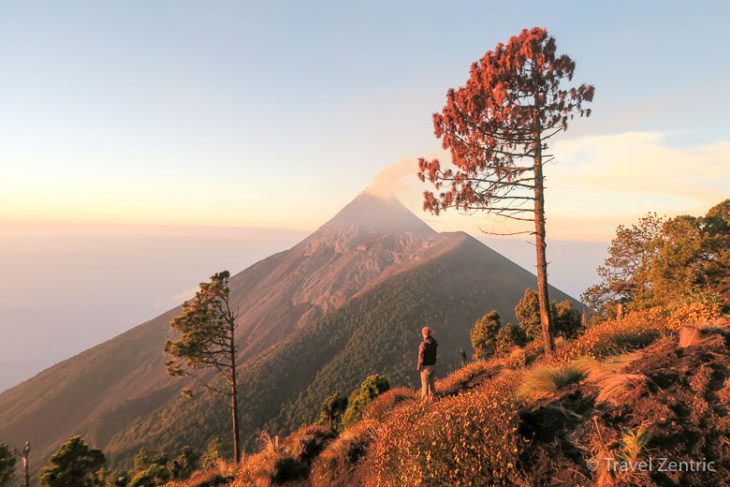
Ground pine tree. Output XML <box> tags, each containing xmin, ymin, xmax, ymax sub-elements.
<box><xmin>165</xmin><ymin>271</ymin><xmax>242</xmax><ymax>462</ymax></box>
<box><xmin>418</xmin><ymin>27</ymin><xmax>594</xmax><ymax>355</ymax></box>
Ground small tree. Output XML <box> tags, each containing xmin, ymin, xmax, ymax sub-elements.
<box><xmin>0</xmin><ymin>444</ymin><xmax>15</xmax><ymax>487</ymax></box>
<box><xmin>516</xmin><ymin>289</ymin><xmax>582</xmax><ymax>340</ymax></box>
<box><xmin>515</xmin><ymin>290</ymin><xmax>542</xmax><ymax>342</ymax></box>
<box><xmin>552</xmin><ymin>300</ymin><xmax>582</xmax><ymax>339</ymax></box>
<box><xmin>495</xmin><ymin>323</ymin><xmax>527</xmax><ymax>356</ymax></box>
<box><xmin>418</xmin><ymin>27</ymin><xmax>594</xmax><ymax>356</ymax></box>
<box><xmin>171</xmin><ymin>446</ymin><xmax>199</xmax><ymax>480</ymax></box>
<box><xmin>200</xmin><ymin>438</ymin><xmax>224</xmax><ymax>470</ymax></box>
<box><xmin>39</xmin><ymin>436</ymin><xmax>105</xmax><ymax>487</ymax></box>
<box><xmin>581</xmin><ymin>213</ymin><xmax>665</xmax><ymax>315</ymax></box>
<box><xmin>128</xmin><ymin>448</ymin><xmax>170</xmax><ymax>487</ymax></box>
<box><xmin>318</xmin><ymin>391</ymin><xmax>348</xmax><ymax>431</ymax></box>
<box><xmin>470</xmin><ymin>311</ymin><xmax>501</xmax><ymax>359</ymax></box>
<box><xmin>584</xmin><ymin>201</ymin><xmax>730</xmax><ymax>315</ymax></box>
<box><xmin>342</xmin><ymin>375</ymin><xmax>390</xmax><ymax>428</ymax></box>
<box><xmin>165</xmin><ymin>271</ymin><xmax>242</xmax><ymax>462</ymax></box>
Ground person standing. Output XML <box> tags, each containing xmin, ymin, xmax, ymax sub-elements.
<box><xmin>416</xmin><ymin>326</ymin><xmax>438</xmax><ymax>401</ymax></box>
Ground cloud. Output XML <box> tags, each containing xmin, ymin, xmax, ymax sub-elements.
<box><xmin>548</xmin><ymin>131</ymin><xmax>728</xmax><ymax>215</ymax></box>
<box><xmin>365</xmin><ymin>158</ymin><xmax>419</xmax><ymax>198</ymax></box>
<box><xmin>392</xmin><ymin>132</ymin><xmax>729</xmax><ymax>241</ymax></box>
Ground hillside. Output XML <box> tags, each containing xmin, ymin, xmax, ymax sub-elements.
<box><xmin>0</xmin><ymin>192</ymin><xmax>577</xmax><ymax>472</ymax></box>
<box><xmin>174</xmin><ymin>307</ymin><xmax>728</xmax><ymax>487</ymax></box>
<box><xmin>101</xmin><ymin>232</ymin><xmax>576</xmax><ymax>462</ymax></box>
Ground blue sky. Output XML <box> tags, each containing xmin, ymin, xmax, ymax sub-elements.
<box><xmin>1</xmin><ymin>0</ymin><xmax>728</xmax><ymax>229</ymax></box>
<box><xmin>1</xmin><ymin>1</ymin><xmax>729</xmax><ymax>390</ymax></box>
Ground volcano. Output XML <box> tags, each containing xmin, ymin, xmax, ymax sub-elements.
<box><xmin>0</xmin><ymin>191</ymin><xmax>577</xmax><ymax>469</ymax></box>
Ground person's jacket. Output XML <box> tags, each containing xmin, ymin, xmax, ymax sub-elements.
<box><xmin>417</xmin><ymin>336</ymin><xmax>438</xmax><ymax>370</ymax></box>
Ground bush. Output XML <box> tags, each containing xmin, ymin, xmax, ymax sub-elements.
<box><xmin>39</xmin><ymin>436</ymin><xmax>105</xmax><ymax>487</ymax></box>
<box><xmin>310</xmin><ymin>419</ymin><xmax>377</xmax><ymax>487</ymax></box>
<box><xmin>370</xmin><ymin>382</ymin><xmax>522</xmax><ymax>486</ymax></box>
<box><xmin>318</xmin><ymin>391</ymin><xmax>348</xmax><ymax>431</ymax></box>
<box><xmin>495</xmin><ymin>323</ymin><xmax>527</xmax><ymax>356</ymax></box>
<box><xmin>470</xmin><ymin>311</ymin><xmax>502</xmax><ymax>358</ymax></box>
<box><xmin>362</xmin><ymin>387</ymin><xmax>416</xmax><ymax>423</ymax></box>
<box><xmin>284</xmin><ymin>424</ymin><xmax>335</xmax><ymax>464</ymax></box>
<box><xmin>504</xmin><ymin>346</ymin><xmax>527</xmax><ymax>369</ymax></box>
<box><xmin>667</xmin><ymin>293</ymin><xmax>723</xmax><ymax>331</ymax></box>
<box><xmin>556</xmin><ymin>307</ymin><xmax>668</xmax><ymax>362</ymax></box>
<box><xmin>342</xmin><ymin>374</ymin><xmax>390</xmax><ymax>428</ymax></box>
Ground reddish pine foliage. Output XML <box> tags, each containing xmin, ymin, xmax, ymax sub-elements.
<box><xmin>417</xmin><ymin>27</ymin><xmax>594</xmax><ymax>216</ymax></box>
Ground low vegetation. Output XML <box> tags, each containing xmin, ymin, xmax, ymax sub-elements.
<box><xmin>20</xmin><ymin>199</ymin><xmax>728</xmax><ymax>486</ymax></box>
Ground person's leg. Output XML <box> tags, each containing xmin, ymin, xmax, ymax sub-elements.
<box><xmin>420</xmin><ymin>368</ymin><xmax>428</xmax><ymax>401</ymax></box>
<box><xmin>428</xmin><ymin>367</ymin><xmax>436</xmax><ymax>398</ymax></box>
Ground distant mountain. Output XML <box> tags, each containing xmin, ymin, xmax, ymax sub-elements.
<box><xmin>0</xmin><ymin>192</ymin><xmax>578</xmax><ymax>471</ymax></box>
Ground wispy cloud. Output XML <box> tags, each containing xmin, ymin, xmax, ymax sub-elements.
<box><xmin>394</xmin><ymin>132</ymin><xmax>729</xmax><ymax>240</ymax></box>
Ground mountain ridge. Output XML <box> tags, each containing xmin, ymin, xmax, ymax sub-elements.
<box><xmin>0</xmin><ymin>191</ymin><xmax>579</xmax><ymax>472</ymax></box>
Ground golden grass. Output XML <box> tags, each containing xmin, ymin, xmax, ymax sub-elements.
<box><xmin>557</xmin><ymin>307</ymin><xmax>669</xmax><ymax>362</ymax></box>
<box><xmin>435</xmin><ymin>357</ymin><xmax>503</xmax><ymax>395</ymax></box>
<box><xmin>516</xmin><ymin>361</ymin><xmax>586</xmax><ymax>402</ymax></box>
<box><xmin>362</xmin><ymin>387</ymin><xmax>416</xmax><ymax>423</ymax></box>
<box><xmin>678</xmin><ymin>326</ymin><xmax>703</xmax><ymax>348</ymax></box>
<box><xmin>310</xmin><ymin>419</ymin><xmax>377</xmax><ymax>487</ymax></box>
<box><xmin>582</xmin><ymin>352</ymin><xmax>648</xmax><ymax>407</ymax></box>
<box><xmin>369</xmin><ymin>381</ymin><xmax>522</xmax><ymax>486</ymax></box>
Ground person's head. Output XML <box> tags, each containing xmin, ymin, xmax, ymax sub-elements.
<box><xmin>421</xmin><ymin>326</ymin><xmax>432</xmax><ymax>338</ymax></box>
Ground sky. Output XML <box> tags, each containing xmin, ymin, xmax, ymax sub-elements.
<box><xmin>1</xmin><ymin>0</ymin><xmax>729</xmax><ymax>390</ymax></box>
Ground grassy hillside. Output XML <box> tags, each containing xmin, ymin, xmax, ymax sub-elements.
<box><xmin>101</xmin><ymin>232</ymin><xmax>576</xmax><ymax>464</ymax></box>
<box><xmin>169</xmin><ymin>302</ymin><xmax>728</xmax><ymax>487</ymax></box>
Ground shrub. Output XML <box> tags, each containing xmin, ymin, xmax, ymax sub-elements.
<box><xmin>342</xmin><ymin>374</ymin><xmax>390</xmax><ymax>428</ymax></box>
<box><xmin>495</xmin><ymin>323</ymin><xmax>527</xmax><ymax>356</ymax></box>
<box><xmin>318</xmin><ymin>391</ymin><xmax>348</xmax><ymax>431</ymax></box>
<box><xmin>470</xmin><ymin>311</ymin><xmax>502</xmax><ymax>358</ymax></box>
<box><xmin>200</xmin><ymin>438</ymin><xmax>225</xmax><ymax>470</ymax></box>
<box><xmin>39</xmin><ymin>436</ymin><xmax>105</xmax><ymax>487</ymax></box>
<box><xmin>284</xmin><ymin>424</ymin><xmax>335</xmax><ymax>464</ymax></box>
<box><xmin>237</xmin><ymin>432</ymin><xmax>304</xmax><ymax>486</ymax></box>
<box><xmin>516</xmin><ymin>362</ymin><xmax>586</xmax><ymax>402</ymax></box>
<box><xmin>362</xmin><ymin>387</ymin><xmax>416</xmax><ymax>423</ymax></box>
<box><xmin>552</xmin><ymin>300</ymin><xmax>583</xmax><ymax>339</ymax></box>
<box><xmin>556</xmin><ymin>307</ymin><xmax>668</xmax><ymax>362</ymax></box>
<box><xmin>504</xmin><ymin>347</ymin><xmax>527</xmax><ymax>369</ymax></box>
<box><xmin>310</xmin><ymin>419</ymin><xmax>377</xmax><ymax>487</ymax></box>
<box><xmin>370</xmin><ymin>382</ymin><xmax>522</xmax><ymax>486</ymax></box>
<box><xmin>667</xmin><ymin>293</ymin><xmax>723</xmax><ymax>331</ymax></box>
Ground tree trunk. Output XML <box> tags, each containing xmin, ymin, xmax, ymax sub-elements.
<box><xmin>229</xmin><ymin>326</ymin><xmax>241</xmax><ymax>463</ymax></box>
<box><xmin>533</xmin><ymin>130</ymin><xmax>555</xmax><ymax>355</ymax></box>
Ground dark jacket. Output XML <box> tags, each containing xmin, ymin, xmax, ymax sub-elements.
<box><xmin>417</xmin><ymin>336</ymin><xmax>438</xmax><ymax>370</ymax></box>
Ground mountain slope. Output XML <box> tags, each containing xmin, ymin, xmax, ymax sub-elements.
<box><xmin>0</xmin><ymin>192</ymin><xmax>578</xmax><ymax>471</ymax></box>
<box><xmin>99</xmin><ymin>232</ymin><xmax>576</xmax><ymax>462</ymax></box>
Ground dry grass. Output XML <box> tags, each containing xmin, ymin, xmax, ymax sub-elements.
<box><xmin>234</xmin><ymin>426</ymin><xmax>334</xmax><ymax>487</ymax></box>
<box><xmin>310</xmin><ymin>419</ymin><xmax>377</xmax><ymax>487</ymax></box>
<box><xmin>516</xmin><ymin>361</ymin><xmax>586</xmax><ymax>402</ymax></box>
<box><xmin>435</xmin><ymin>357</ymin><xmax>502</xmax><ymax>395</ymax></box>
<box><xmin>582</xmin><ymin>352</ymin><xmax>648</xmax><ymax>407</ymax></box>
<box><xmin>362</xmin><ymin>387</ymin><xmax>416</xmax><ymax>423</ymax></box>
<box><xmin>162</xmin><ymin>459</ymin><xmax>239</xmax><ymax>487</ymax></box>
<box><xmin>557</xmin><ymin>307</ymin><xmax>669</xmax><ymax>362</ymax></box>
<box><xmin>369</xmin><ymin>381</ymin><xmax>522</xmax><ymax>486</ymax></box>
<box><xmin>678</xmin><ymin>326</ymin><xmax>703</xmax><ymax>348</ymax></box>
